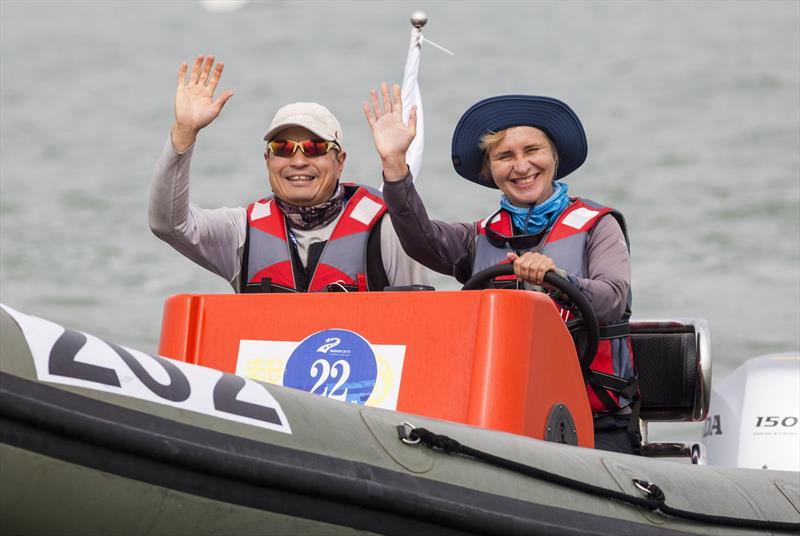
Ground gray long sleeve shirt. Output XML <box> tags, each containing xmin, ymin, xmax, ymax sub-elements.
<box><xmin>381</xmin><ymin>175</ymin><xmax>631</xmax><ymax>323</ymax></box>
<box><xmin>148</xmin><ymin>136</ymin><xmax>429</xmax><ymax>291</ymax></box>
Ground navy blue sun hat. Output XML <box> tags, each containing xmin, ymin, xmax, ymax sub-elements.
<box><xmin>451</xmin><ymin>95</ymin><xmax>588</xmax><ymax>188</ymax></box>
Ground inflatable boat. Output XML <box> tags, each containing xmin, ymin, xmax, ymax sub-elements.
<box><xmin>1</xmin><ymin>271</ymin><xmax>798</xmax><ymax>535</ymax></box>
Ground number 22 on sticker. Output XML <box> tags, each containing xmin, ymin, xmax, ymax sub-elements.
<box><xmin>310</xmin><ymin>358</ymin><xmax>350</xmax><ymax>400</ymax></box>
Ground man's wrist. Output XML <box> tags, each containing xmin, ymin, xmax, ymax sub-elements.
<box><xmin>171</xmin><ymin>123</ymin><xmax>199</xmax><ymax>153</ymax></box>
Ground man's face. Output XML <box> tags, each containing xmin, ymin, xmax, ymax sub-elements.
<box><xmin>265</xmin><ymin>126</ymin><xmax>346</xmax><ymax>207</ymax></box>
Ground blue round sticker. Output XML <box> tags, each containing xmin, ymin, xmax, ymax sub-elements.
<box><xmin>283</xmin><ymin>329</ymin><xmax>377</xmax><ymax>404</ymax></box>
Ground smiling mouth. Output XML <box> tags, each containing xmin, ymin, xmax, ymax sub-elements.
<box><xmin>510</xmin><ymin>173</ymin><xmax>538</xmax><ymax>185</ymax></box>
<box><xmin>285</xmin><ymin>175</ymin><xmax>316</xmax><ymax>183</ymax></box>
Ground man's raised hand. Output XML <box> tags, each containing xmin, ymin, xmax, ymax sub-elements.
<box><xmin>172</xmin><ymin>55</ymin><xmax>234</xmax><ymax>152</ymax></box>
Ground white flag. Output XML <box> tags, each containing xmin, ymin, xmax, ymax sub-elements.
<box><xmin>401</xmin><ymin>27</ymin><xmax>424</xmax><ymax>183</ymax></box>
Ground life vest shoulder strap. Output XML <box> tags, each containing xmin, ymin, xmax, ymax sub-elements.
<box><xmin>543</xmin><ymin>198</ymin><xmax>612</xmax><ymax>244</ymax></box>
<box><xmin>475</xmin><ymin>209</ymin><xmax>512</xmax><ymax>237</ymax></box>
<box><xmin>547</xmin><ymin>198</ymin><xmax>631</xmax><ymax>251</ymax></box>
<box><xmin>342</xmin><ymin>183</ymin><xmax>388</xmax><ymax>290</ymax></box>
<box><xmin>246</xmin><ymin>196</ymin><xmax>290</xmax><ymax>240</ymax></box>
<box><xmin>366</xmin><ymin>216</ymin><xmax>389</xmax><ymax>290</ymax></box>
<box><xmin>329</xmin><ymin>184</ymin><xmax>387</xmax><ymax>240</ymax></box>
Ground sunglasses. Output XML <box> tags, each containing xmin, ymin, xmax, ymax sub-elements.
<box><xmin>267</xmin><ymin>139</ymin><xmax>340</xmax><ymax>158</ymax></box>
<box><xmin>483</xmin><ymin>209</ymin><xmax>545</xmax><ymax>251</ymax></box>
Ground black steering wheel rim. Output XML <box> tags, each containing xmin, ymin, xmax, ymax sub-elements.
<box><xmin>461</xmin><ymin>264</ymin><xmax>599</xmax><ymax>371</ymax></box>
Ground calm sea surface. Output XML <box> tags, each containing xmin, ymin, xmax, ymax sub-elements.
<box><xmin>1</xmin><ymin>1</ymin><xmax>798</xmax><ymax>438</ymax></box>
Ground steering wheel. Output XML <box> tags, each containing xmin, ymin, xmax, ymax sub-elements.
<box><xmin>461</xmin><ymin>264</ymin><xmax>599</xmax><ymax>372</ymax></box>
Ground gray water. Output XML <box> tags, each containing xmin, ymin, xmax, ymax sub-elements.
<box><xmin>1</xmin><ymin>1</ymin><xmax>799</xmax><ymax>439</ymax></box>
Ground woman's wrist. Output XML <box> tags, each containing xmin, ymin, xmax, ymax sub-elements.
<box><xmin>381</xmin><ymin>155</ymin><xmax>409</xmax><ymax>182</ymax></box>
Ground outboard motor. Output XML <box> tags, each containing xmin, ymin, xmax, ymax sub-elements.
<box><xmin>702</xmin><ymin>353</ymin><xmax>799</xmax><ymax>470</ymax></box>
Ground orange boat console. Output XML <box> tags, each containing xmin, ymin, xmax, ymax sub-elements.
<box><xmin>159</xmin><ymin>290</ymin><xmax>594</xmax><ymax>447</ymax></box>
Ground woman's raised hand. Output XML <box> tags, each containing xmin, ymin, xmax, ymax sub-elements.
<box><xmin>172</xmin><ymin>55</ymin><xmax>234</xmax><ymax>152</ymax></box>
<box><xmin>363</xmin><ymin>82</ymin><xmax>417</xmax><ymax>182</ymax></box>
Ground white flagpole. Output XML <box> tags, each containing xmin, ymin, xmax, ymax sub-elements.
<box><xmin>402</xmin><ymin>13</ymin><xmax>426</xmax><ymax>183</ymax></box>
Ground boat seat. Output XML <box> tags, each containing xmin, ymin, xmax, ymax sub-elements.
<box><xmin>629</xmin><ymin>318</ymin><xmax>711</xmax><ymax>461</ymax></box>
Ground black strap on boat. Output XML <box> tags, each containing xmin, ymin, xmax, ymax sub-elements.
<box><xmin>591</xmin><ymin>374</ymin><xmax>642</xmax><ymax>450</ymax></box>
<box><xmin>565</xmin><ymin>318</ymin><xmax>635</xmax><ymax>414</ymax></box>
<box><xmin>567</xmin><ymin>319</ymin><xmax>630</xmax><ymax>340</ymax></box>
<box><xmin>586</xmin><ymin>373</ymin><xmax>622</xmax><ymax>411</ymax></box>
<box><xmin>591</xmin><ymin>371</ymin><xmax>635</xmax><ymax>395</ymax></box>
<box><xmin>242</xmin><ymin>278</ymin><xmax>298</xmax><ymax>294</ymax></box>
<box><xmin>396</xmin><ymin>425</ymin><xmax>800</xmax><ymax>533</ymax></box>
<box><xmin>598</xmin><ymin>321</ymin><xmax>630</xmax><ymax>339</ymax></box>
<box><xmin>574</xmin><ymin>355</ymin><xmax>631</xmax><ymax>414</ymax></box>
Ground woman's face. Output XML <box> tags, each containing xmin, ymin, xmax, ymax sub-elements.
<box><xmin>488</xmin><ymin>126</ymin><xmax>557</xmax><ymax>207</ymax></box>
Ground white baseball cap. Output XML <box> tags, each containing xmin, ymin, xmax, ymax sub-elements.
<box><xmin>263</xmin><ymin>102</ymin><xmax>343</xmax><ymax>147</ymax></box>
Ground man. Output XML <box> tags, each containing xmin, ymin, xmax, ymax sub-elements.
<box><xmin>149</xmin><ymin>55</ymin><xmax>428</xmax><ymax>292</ymax></box>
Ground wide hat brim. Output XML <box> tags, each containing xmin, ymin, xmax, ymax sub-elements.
<box><xmin>450</xmin><ymin>95</ymin><xmax>587</xmax><ymax>188</ymax></box>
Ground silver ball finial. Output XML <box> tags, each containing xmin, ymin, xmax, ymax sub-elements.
<box><xmin>410</xmin><ymin>11</ymin><xmax>428</xmax><ymax>28</ymax></box>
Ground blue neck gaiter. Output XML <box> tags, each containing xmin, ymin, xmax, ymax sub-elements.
<box><xmin>500</xmin><ymin>181</ymin><xmax>570</xmax><ymax>235</ymax></box>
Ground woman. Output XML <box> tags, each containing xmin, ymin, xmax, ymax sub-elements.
<box><xmin>364</xmin><ymin>84</ymin><xmax>639</xmax><ymax>454</ymax></box>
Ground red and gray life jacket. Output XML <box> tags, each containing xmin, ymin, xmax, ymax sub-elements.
<box><xmin>240</xmin><ymin>184</ymin><xmax>388</xmax><ymax>293</ymax></box>
<box><xmin>473</xmin><ymin>197</ymin><xmax>637</xmax><ymax>415</ymax></box>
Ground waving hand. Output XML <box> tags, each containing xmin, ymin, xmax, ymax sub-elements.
<box><xmin>172</xmin><ymin>55</ymin><xmax>234</xmax><ymax>152</ymax></box>
<box><xmin>363</xmin><ymin>82</ymin><xmax>417</xmax><ymax>182</ymax></box>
